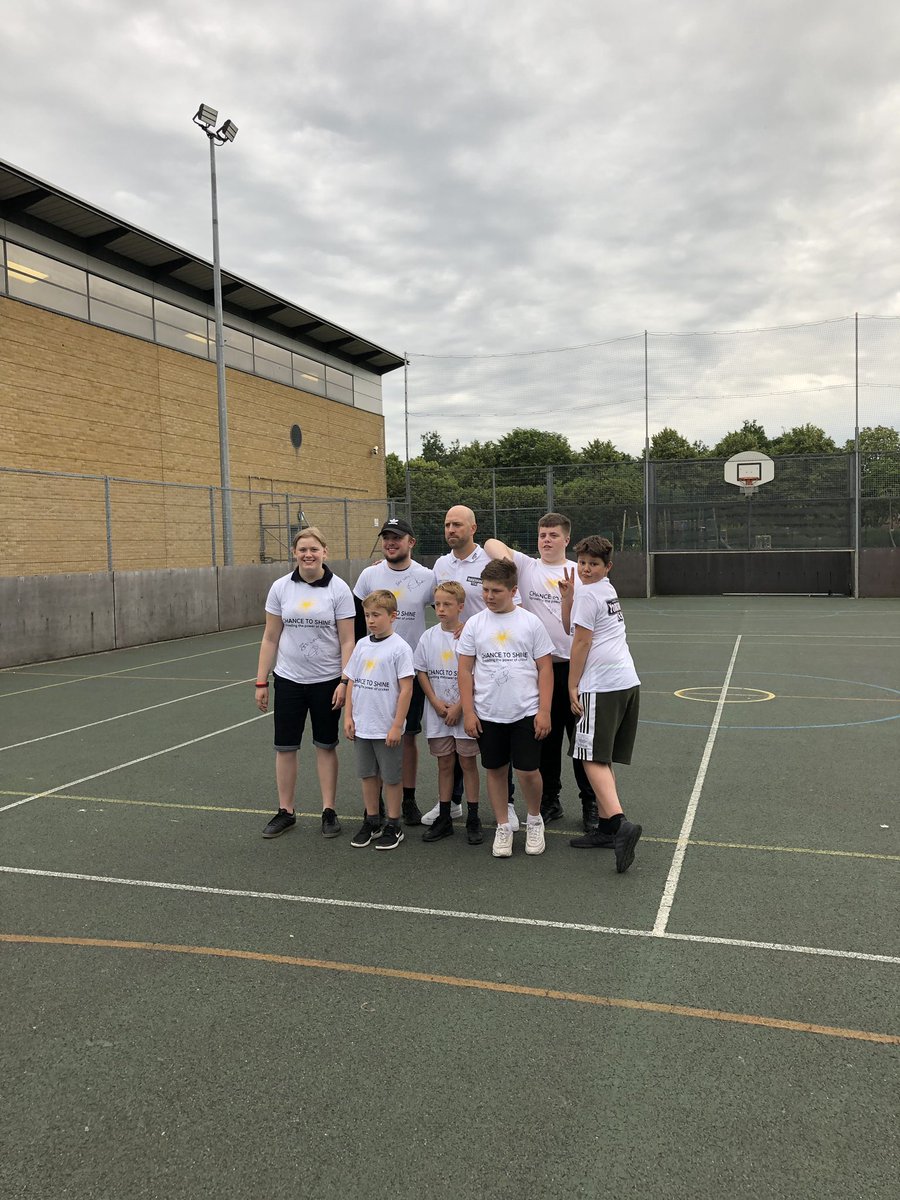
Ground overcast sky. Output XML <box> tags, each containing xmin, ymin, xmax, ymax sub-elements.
<box><xmin>3</xmin><ymin>0</ymin><xmax>899</xmax><ymax>456</ymax></box>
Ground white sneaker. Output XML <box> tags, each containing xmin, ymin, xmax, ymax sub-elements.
<box><xmin>507</xmin><ymin>804</ymin><xmax>520</xmax><ymax>832</ymax></box>
<box><xmin>492</xmin><ymin>825</ymin><xmax>514</xmax><ymax>858</ymax></box>
<box><xmin>422</xmin><ymin>802</ymin><xmax>463</xmax><ymax>825</ymax></box>
<box><xmin>525</xmin><ymin>818</ymin><xmax>546</xmax><ymax>855</ymax></box>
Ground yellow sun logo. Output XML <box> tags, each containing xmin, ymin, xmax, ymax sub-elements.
<box><xmin>297</xmin><ymin>599</ymin><xmax>316</xmax><ymax>611</ymax></box>
<box><xmin>494</xmin><ymin>630</ymin><xmax>510</xmax><ymax>646</ymax></box>
<box><xmin>546</xmin><ymin>577</ymin><xmax>559</xmax><ymax>589</ymax></box>
<box><xmin>364</xmin><ymin>658</ymin><xmax>377</xmax><ymax>673</ymax></box>
<box><xmin>392</xmin><ymin>588</ymin><xmax>402</xmax><ymax>600</ymax></box>
<box><xmin>440</xmin><ymin>649</ymin><xmax>454</xmax><ymax>662</ymax></box>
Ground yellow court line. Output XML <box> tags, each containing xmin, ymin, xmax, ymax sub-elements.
<box><xmin>3</xmin><ymin>791</ymin><xmax>897</xmax><ymax>862</ymax></box>
<box><xmin>1</xmin><ymin>933</ymin><xmax>896</xmax><ymax>1046</ymax></box>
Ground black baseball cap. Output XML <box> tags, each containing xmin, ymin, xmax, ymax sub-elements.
<box><xmin>378</xmin><ymin>517</ymin><xmax>415</xmax><ymax>538</ymax></box>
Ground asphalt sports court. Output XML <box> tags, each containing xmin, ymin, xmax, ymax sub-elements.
<box><xmin>1</xmin><ymin>596</ymin><xmax>898</xmax><ymax>1199</ymax></box>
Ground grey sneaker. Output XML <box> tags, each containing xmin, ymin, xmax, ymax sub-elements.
<box><xmin>262</xmin><ymin>809</ymin><xmax>296</xmax><ymax>839</ymax></box>
<box><xmin>321</xmin><ymin>808</ymin><xmax>341</xmax><ymax>838</ymax></box>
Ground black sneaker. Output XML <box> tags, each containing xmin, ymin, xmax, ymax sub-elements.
<box><xmin>540</xmin><ymin>797</ymin><xmax>564</xmax><ymax>823</ymax></box>
<box><xmin>614</xmin><ymin>819</ymin><xmax>642</xmax><ymax>874</ymax></box>
<box><xmin>262</xmin><ymin>808</ymin><xmax>296</xmax><ymax>839</ymax></box>
<box><xmin>466</xmin><ymin>817</ymin><xmax>484</xmax><ymax>845</ymax></box>
<box><xmin>569</xmin><ymin>828</ymin><xmax>615</xmax><ymax>849</ymax></box>
<box><xmin>350</xmin><ymin>818</ymin><xmax>383</xmax><ymax>847</ymax></box>
<box><xmin>375</xmin><ymin>824</ymin><xmax>405</xmax><ymax>851</ymax></box>
<box><xmin>422</xmin><ymin>815</ymin><xmax>454</xmax><ymax>843</ymax></box>
<box><xmin>581</xmin><ymin>799</ymin><xmax>600</xmax><ymax>832</ymax></box>
<box><xmin>321</xmin><ymin>808</ymin><xmax>341</xmax><ymax>838</ymax></box>
<box><xmin>402</xmin><ymin>797</ymin><xmax>423</xmax><ymax>826</ymax></box>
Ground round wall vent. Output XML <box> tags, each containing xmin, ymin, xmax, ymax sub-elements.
<box><xmin>290</xmin><ymin>424</ymin><xmax>302</xmax><ymax>450</ymax></box>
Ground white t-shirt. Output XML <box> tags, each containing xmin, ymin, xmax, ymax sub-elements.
<box><xmin>510</xmin><ymin>550</ymin><xmax>579</xmax><ymax>662</ymax></box>
<box><xmin>344</xmin><ymin>633</ymin><xmax>415</xmax><ymax>739</ymax></box>
<box><xmin>353</xmin><ymin>559</ymin><xmax>434</xmax><ymax>650</ymax></box>
<box><xmin>570</xmin><ymin>578</ymin><xmax>641</xmax><ymax>693</ymax></box>
<box><xmin>432</xmin><ymin>545</ymin><xmax>492</xmax><ymax>621</ymax></box>
<box><xmin>265</xmin><ymin>567</ymin><xmax>356</xmax><ymax>684</ymax></box>
<box><xmin>457</xmin><ymin>607</ymin><xmax>554</xmax><ymax>722</ymax></box>
<box><xmin>413</xmin><ymin>624</ymin><xmax>472</xmax><ymax>740</ymax></box>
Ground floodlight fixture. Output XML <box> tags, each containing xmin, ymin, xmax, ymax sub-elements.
<box><xmin>218</xmin><ymin>119</ymin><xmax>238</xmax><ymax>143</ymax></box>
<box><xmin>194</xmin><ymin>103</ymin><xmax>218</xmax><ymax>129</ymax></box>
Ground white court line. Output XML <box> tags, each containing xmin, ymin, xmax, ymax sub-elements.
<box><xmin>0</xmin><ymin>678</ymin><xmax>254</xmax><ymax>752</ymax></box>
<box><xmin>632</xmin><ymin>631</ymin><xmax>900</xmax><ymax>640</ymax></box>
<box><xmin>2</xmin><ymin>866</ymin><xmax>898</xmax><ymax>967</ymax></box>
<box><xmin>0</xmin><ymin>626</ymin><xmax>263</xmax><ymax>673</ymax></box>
<box><xmin>653</xmin><ymin>634</ymin><xmax>742</xmax><ymax>936</ymax></box>
<box><xmin>0</xmin><ymin>713</ymin><xmax>269</xmax><ymax>813</ymax></box>
<box><xmin>0</xmin><ymin>640</ymin><xmax>260</xmax><ymax>699</ymax></box>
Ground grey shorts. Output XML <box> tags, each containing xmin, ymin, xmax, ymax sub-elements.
<box><xmin>353</xmin><ymin>738</ymin><xmax>404</xmax><ymax>785</ymax></box>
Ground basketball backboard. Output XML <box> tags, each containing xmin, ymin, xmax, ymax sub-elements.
<box><xmin>724</xmin><ymin>450</ymin><xmax>774</xmax><ymax>495</ymax></box>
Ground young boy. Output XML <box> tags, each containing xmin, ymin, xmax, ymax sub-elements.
<box><xmin>457</xmin><ymin>560</ymin><xmax>554</xmax><ymax>858</ymax></box>
<box><xmin>343</xmin><ymin>590</ymin><xmax>415</xmax><ymax>851</ymax></box>
<box><xmin>413</xmin><ymin>581</ymin><xmax>483</xmax><ymax>846</ymax></box>
<box><xmin>563</xmin><ymin>536</ymin><xmax>642</xmax><ymax>874</ymax></box>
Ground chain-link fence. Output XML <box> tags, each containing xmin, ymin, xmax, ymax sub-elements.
<box><xmin>2</xmin><ymin>452</ymin><xmax>897</xmax><ymax>576</ymax></box>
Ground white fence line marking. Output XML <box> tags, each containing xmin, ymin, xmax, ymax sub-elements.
<box><xmin>0</xmin><ymin>679</ymin><xmax>254</xmax><ymax>752</ymax></box>
<box><xmin>652</xmin><ymin>634</ymin><xmax>742</xmax><ymax>936</ymax></box>
<box><xmin>0</xmin><ymin>714</ymin><xmax>269</xmax><ymax>813</ymax></box>
<box><xmin>2</xmin><ymin>865</ymin><xmax>897</xmax><ymax>967</ymax></box>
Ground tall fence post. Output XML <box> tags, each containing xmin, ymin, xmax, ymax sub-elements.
<box><xmin>546</xmin><ymin>465</ymin><xmax>554</xmax><ymax>512</ymax></box>
<box><xmin>104</xmin><ymin>476</ymin><xmax>113</xmax><ymax>571</ymax></box>
<box><xmin>491</xmin><ymin>468</ymin><xmax>498</xmax><ymax>538</ymax></box>
<box><xmin>853</xmin><ymin>311</ymin><xmax>860</xmax><ymax>598</ymax></box>
<box><xmin>209</xmin><ymin>486</ymin><xmax>217</xmax><ymax>566</ymax></box>
<box><xmin>343</xmin><ymin>499</ymin><xmax>350</xmax><ymax>559</ymax></box>
<box><xmin>284</xmin><ymin>492</ymin><xmax>291</xmax><ymax>555</ymax></box>
<box><xmin>643</xmin><ymin>330</ymin><xmax>651</xmax><ymax>598</ymax></box>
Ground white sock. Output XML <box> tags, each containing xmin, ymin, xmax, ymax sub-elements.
<box><xmin>498</xmin><ymin>822</ymin><xmax>512</xmax><ymax>832</ymax></box>
<box><xmin>526</xmin><ymin>814</ymin><xmax>543</xmax><ymax>826</ymax></box>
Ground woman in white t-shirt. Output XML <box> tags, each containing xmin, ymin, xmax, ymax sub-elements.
<box><xmin>255</xmin><ymin>527</ymin><xmax>356</xmax><ymax>841</ymax></box>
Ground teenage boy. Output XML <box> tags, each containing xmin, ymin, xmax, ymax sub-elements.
<box><xmin>458</xmin><ymin>560</ymin><xmax>554</xmax><ymax>858</ymax></box>
<box><xmin>343</xmin><ymin>590</ymin><xmax>415</xmax><ymax>851</ymax></box>
<box><xmin>434</xmin><ymin>504</ymin><xmax>519</xmax><ymax>827</ymax></box>
<box><xmin>354</xmin><ymin>517</ymin><xmax>434</xmax><ymax>825</ymax></box>
<box><xmin>257</xmin><ymin>527</ymin><xmax>356</xmax><ymax>840</ymax></box>
<box><xmin>564</xmin><ymin>535</ymin><xmax>642</xmax><ymax>874</ymax></box>
<box><xmin>485</xmin><ymin>512</ymin><xmax>600</xmax><ymax>833</ymax></box>
<box><xmin>413</xmin><ymin>580</ymin><xmax>483</xmax><ymax>845</ymax></box>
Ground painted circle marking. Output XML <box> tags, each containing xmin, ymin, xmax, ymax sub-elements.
<box><xmin>676</xmin><ymin>686</ymin><xmax>775</xmax><ymax>704</ymax></box>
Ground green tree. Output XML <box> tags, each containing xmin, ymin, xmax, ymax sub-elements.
<box><xmin>579</xmin><ymin>438</ymin><xmax>631</xmax><ymax>463</ymax></box>
<box><xmin>842</xmin><ymin>425</ymin><xmax>900</xmax><ymax>454</ymax></box>
<box><xmin>492</xmin><ymin>427</ymin><xmax>574</xmax><ymax>468</ymax></box>
<box><xmin>650</xmin><ymin>427</ymin><xmax>707</xmax><ymax>459</ymax></box>
<box><xmin>385</xmin><ymin>452</ymin><xmax>406</xmax><ymax>498</ymax></box>
<box><xmin>712</xmin><ymin>419</ymin><xmax>771</xmax><ymax>458</ymax></box>
<box><xmin>769</xmin><ymin>423</ymin><xmax>837</xmax><ymax>456</ymax></box>
<box><xmin>419</xmin><ymin>430</ymin><xmax>448</xmax><ymax>462</ymax></box>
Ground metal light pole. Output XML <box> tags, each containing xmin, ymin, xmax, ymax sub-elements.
<box><xmin>193</xmin><ymin>104</ymin><xmax>238</xmax><ymax>565</ymax></box>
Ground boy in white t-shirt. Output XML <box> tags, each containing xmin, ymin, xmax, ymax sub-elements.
<box><xmin>563</xmin><ymin>535</ymin><xmax>642</xmax><ymax>875</ymax></box>
<box><xmin>458</xmin><ymin>559</ymin><xmax>554</xmax><ymax>859</ymax></box>
<box><xmin>343</xmin><ymin>590</ymin><xmax>415</xmax><ymax>851</ymax></box>
<box><xmin>413</xmin><ymin>581</ymin><xmax>483</xmax><ymax>846</ymax></box>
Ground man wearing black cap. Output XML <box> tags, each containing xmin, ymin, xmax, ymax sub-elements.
<box><xmin>353</xmin><ymin>517</ymin><xmax>435</xmax><ymax>824</ymax></box>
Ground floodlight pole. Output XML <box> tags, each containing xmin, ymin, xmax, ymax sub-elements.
<box><xmin>194</xmin><ymin>105</ymin><xmax>238</xmax><ymax>566</ymax></box>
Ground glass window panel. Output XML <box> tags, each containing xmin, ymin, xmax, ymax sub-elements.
<box><xmin>90</xmin><ymin>299</ymin><xmax>154</xmax><ymax>339</ymax></box>
<box><xmin>89</xmin><ymin>275</ymin><xmax>152</xmax><ymax>315</ymax></box>
<box><xmin>223</xmin><ymin>326</ymin><xmax>253</xmax><ymax>352</ymax></box>
<box><xmin>325</xmin><ymin>365</ymin><xmax>353</xmax><ymax>390</ymax></box>
<box><xmin>157</xmin><ymin>321</ymin><xmax>209</xmax><ymax>356</ymax></box>
<box><xmin>0</xmin><ymin>240</ymin><xmax>5</xmax><ymax>294</ymax></box>
<box><xmin>8</xmin><ymin>275</ymin><xmax>89</xmax><ymax>318</ymax></box>
<box><xmin>255</xmin><ymin>338</ymin><xmax>291</xmax><ymax>366</ymax></box>
<box><xmin>223</xmin><ymin>344</ymin><xmax>254</xmax><ymax>370</ymax></box>
<box><xmin>293</xmin><ymin>353</ymin><xmax>325</xmax><ymax>393</ymax></box>
<box><xmin>7</xmin><ymin>245</ymin><xmax>87</xmax><ymax>293</ymax></box>
<box><xmin>353</xmin><ymin>392</ymin><xmax>383</xmax><ymax>416</ymax></box>
<box><xmin>256</xmin><ymin>356</ymin><xmax>292</xmax><ymax>385</ymax></box>
<box><xmin>327</xmin><ymin>382</ymin><xmax>354</xmax><ymax>406</ymax></box>
<box><xmin>353</xmin><ymin>375</ymin><xmax>382</xmax><ymax>401</ymax></box>
<box><xmin>154</xmin><ymin>300</ymin><xmax>208</xmax><ymax>336</ymax></box>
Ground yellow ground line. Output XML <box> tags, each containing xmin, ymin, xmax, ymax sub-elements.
<box><xmin>2</xmin><ymin>933</ymin><xmax>896</xmax><ymax>1045</ymax></box>
<box><xmin>3</xmin><ymin>790</ymin><xmax>897</xmax><ymax>862</ymax></box>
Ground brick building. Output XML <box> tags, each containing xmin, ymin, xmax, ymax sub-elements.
<box><xmin>0</xmin><ymin>160</ymin><xmax>404</xmax><ymax>574</ymax></box>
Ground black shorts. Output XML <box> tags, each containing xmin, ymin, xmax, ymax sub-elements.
<box><xmin>404</xmin><ymin>676</ymin><xmax>425</xmax><ymax>736</ymax></box>
<box><xmin>273</xmin><ymin>674</ymin><xmax>341</xmax><ymax>751</ymax></box>
<box><xmin>569</xmin><ymin>686</ymin><xmax>640</xmax><ymax>765</ymax></box>
<box><xmin>478</xmin><ymin>716</ymin><xmax>542</xmax><ymax>772</ymax></box>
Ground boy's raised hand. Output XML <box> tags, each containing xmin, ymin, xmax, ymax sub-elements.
<box><xmin>558</xmin><ymin>565</ymin><xmax>575</xmax><ymax>602</ymax></box>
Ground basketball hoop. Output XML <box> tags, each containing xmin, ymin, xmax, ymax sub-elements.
<box><xmin>737</xmin><ymin>475</ymin><xmax>759</xmax><ymax>496</ymax></box>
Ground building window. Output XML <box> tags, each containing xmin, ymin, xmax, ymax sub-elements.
<box><xmin>154</xmin><ymin>299</ymin><xmax>210</xmax><ymax>357</ymax></box>
<box><xmin>6</xmin><ymin>244</ymin><xmax>88</xmax><ymax>319</ymax></box>
<box><xmin>326</xmin><ymin>365</ymin><xmax>354</xmax><ymax>406</ymax></box>
<box><xmin>255</xmin><ymin>338</ymin><xmax>292</xmax><ymax>385</ymax></box>
<box><xmin>89</xmin><ymin>274</ymin><xmax>154</xmax><ymax>339</ymax></box>
<box><xmin>293</xmin><ymin>353</ymin><xmax>326</xmax><ymax>394</ymax></box>
<box><xmin>214</xmin><ymin>326</ymin><xmax>253</xmax><ymax>371</ymax></box>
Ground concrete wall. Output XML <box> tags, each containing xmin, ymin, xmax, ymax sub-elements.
<box><xmin>859</xmin><ymin>548</ymin><xmax>900</xmax><ymax>598</ymax></box>
<box><xmin>0</xmin><ymin>572</ymin><xmax>116</xmax><ymax>667</ymax></box>
<box><xmin>114</xmin><ymin>568</ymin><xmax>220</xmax><ymax>648</ymax></box>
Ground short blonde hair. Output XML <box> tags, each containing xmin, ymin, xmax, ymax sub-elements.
<box><xmin>292</xmin><ymin>526</ymin><xmax>327</xmax><ymax>550</ymax></box>
<box><xmin>434</xmin><ymin>580</ymin><xmax>465</xmax><ymax>605</ymax></box>
<box><xmin>363</xmin><ymin>589</ymin><xmax>398</xmax><ymax>614</ymax></box>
